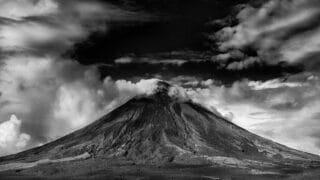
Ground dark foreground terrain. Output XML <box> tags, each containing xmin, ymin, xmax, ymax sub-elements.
<box><xmin>1</xmin><ymin>157</ymin><xmax>320</xmax><ymax>180</ymax></box>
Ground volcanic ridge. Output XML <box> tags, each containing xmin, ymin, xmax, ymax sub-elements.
<box><xmin>0</xmin><ymin>81</ymin><xmax>320</xmax><ymax>177</ymax></box>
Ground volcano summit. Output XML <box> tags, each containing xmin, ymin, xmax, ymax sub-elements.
<box><xmin>0</xmin><ymin>81</ymin><xmax>320</xmax><ymax>179</ymax></box>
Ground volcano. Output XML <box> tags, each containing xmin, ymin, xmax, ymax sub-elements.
<box><xmin>1</xmin><ymin>81</ymin><xmax>320</xmax><ymax>179</ymax></box>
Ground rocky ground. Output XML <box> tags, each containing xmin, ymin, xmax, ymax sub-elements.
<box><xmin>1</xmin><ymin>157</ymin><xmax>320</xmax><ymax>180</ymax></box>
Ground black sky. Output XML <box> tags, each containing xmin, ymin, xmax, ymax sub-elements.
<box><xmin>65</xmin><ymin>0</ymin><xmax>304</xmax><ymax>83</ymax></box>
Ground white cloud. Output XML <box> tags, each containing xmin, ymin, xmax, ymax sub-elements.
<box><xmin>0</xmin><ymin>56</ymin><xmax>169</xmax><ymax>152</ymax></box>
<box><xmin>248</xmin><ymin>79</ymin><xmax>306</xmax><ymax>90</ymax></box>
<box><xmin>114</xmin><ymin>78</ymin><xmax>160</xmax><ymax>96</ymax></box>
<box><xmin>280</xmin><ymin>27</ymin><xmax>320</xmax><ymax>64</ymax></box>
<box><xmin>144</xmin><ymin>59</ymin><xmax>187</xmax><ymax>66</ymax></box>
<box><xmin>0</xmin><ymin>55</ymin><xmax>116</xmax><ymax>142</ymax></box>
<box><xmin>0</xmin><ymin>0</ymin><xmax>156</xmax><ymax>156</ymax></box>
<box><xmin>265</xmin><ymin>93</ymin><xmax>298</xmax><ymax>109</ymax></box>
<box><xmin>114</xmin><ymin>56</ymin><xmax>188</xmax><ymax>66</ymax></box>
<box><xmin>51</xmin><ymin>82</ymin><xmax>106</xmax><ymax>137</ymax></box>
<box><xmin>226</xmin><ymin>57</ymin><xmax>260</xmax><ymax>70</ymax></box>
<box><xmin>0</xmin><ymin>0</ymin><xmax>140</xmax><ymax>53</ymax></box>
<box><xmin>214</xmin><ymin>0</ymin><xmax>320</xmax><ymax>69</ymax></box>
<box><xmin>201</xmin><ymin>79</ymin><xmax>214</xmax><ymax>87</ymax></box>
<box><xmin>177</xmin><ymin>76</ymin><xmax>320</xmax><ymax>155</ymax></box>
<box><xmin>114</xmin><ymin>57</ymin><xmax>133</xmax><ymax>64</ymax></box>
<box><xmin>217</xmin><ymin>0</ymin><xmax>319</xmax><ymax>50</ymax></box>
<box><xmin>0</xmin><ymin>0</ymin><xmax>58</xmax><ymax>20</ymax></box>
<box><xmin>0</xmin><ymin>115</ymin><xmax>31</xmax><ymax>156</ymax></box>
<box><xmin>0</xmin><ymin>21</ymin><xmax>85</xmax><ymax>52</ymax></box>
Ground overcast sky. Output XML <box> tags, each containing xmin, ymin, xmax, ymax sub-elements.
<box><xmin>0</xmin><ymin>0</ymin><xmax>320</xmax><ymax>157</ymax></box>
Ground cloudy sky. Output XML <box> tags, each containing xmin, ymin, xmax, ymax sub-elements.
<box><xmin>0</xmin><ymin>0</ymin><xmax>320</xmax><ymax>156</ymax></box>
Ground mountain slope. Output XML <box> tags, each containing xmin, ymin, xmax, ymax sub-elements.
<box><xmin>0</xmin><ymin>81</ymin><xmax>319</xmax><ymax>169</ymax></box>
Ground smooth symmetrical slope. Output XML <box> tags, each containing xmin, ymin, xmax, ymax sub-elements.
<box><xmin>0</xmin><ymin>82</ymin><xmax>319</xmax><ymax>167</ymax></box>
